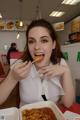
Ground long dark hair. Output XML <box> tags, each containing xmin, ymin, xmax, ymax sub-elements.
<box><xmin>22</xmin><ymin>19</ymin><xmax>63</xmax><ymax>64</ymax></box>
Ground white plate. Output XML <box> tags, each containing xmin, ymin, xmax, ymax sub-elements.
<box><xmin>64</xmin><ymin>111</ymin><xmax>80</xmax><ymax>120</ymax></box>
<box><xmin>19</xmin><ymin>101</ymin><xmax>65</xmax><ymax>120</ymax></box>
<box><xmin>0</xmin><ymin>107</ymin><xmax>19</xmax><ymax>120</ymax></box>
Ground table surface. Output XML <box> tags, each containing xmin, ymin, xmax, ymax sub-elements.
<box><xmin>58</xmin><ymin>103</ymin><xmax>80</xmax><ymax>114</ymax></box>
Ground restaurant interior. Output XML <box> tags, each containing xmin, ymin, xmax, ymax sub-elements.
<box><xmin>0</xmin><ymin>0</ymin><xmax>80</xmax><ymax>118</ymax></box>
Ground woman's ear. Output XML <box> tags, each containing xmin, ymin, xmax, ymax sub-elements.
<box><xmin>52</xmin><ymin>40</ymin><xmax>56</xmax><ymax>49</ymax></box>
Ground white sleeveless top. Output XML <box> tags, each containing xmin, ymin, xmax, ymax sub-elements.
<box><xmin>19</xmin><ymin>58</ymin><xmax>67</xmax><ymax>106</ymax></box>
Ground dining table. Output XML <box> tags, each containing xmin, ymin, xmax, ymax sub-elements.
<box><xmin>58</xmin><ymin>103</ymin><xmax>80</xmax><ymax>114</ymax></box>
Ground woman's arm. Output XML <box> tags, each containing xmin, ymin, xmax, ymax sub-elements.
<box><xmin>61</xmin><ymin>66</ymin><xmax>75</xmax><ymax>108</ymax></box>
<box><xmin>0</xmin><ymin>61</ymin><xmax>32</xmax><ymax>105</ymax></box>
<box><xmin>0</xmin><ymin>71</ymin><xmax>18</xmax><ymax>105</ymax></box>
<box><xmin>38</xmin><ymin>61</ymin><xmax>75</xmax><ymax>108</ymax></box>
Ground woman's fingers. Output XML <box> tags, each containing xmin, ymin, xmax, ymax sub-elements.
<box><xmin>11</xmin><ymin>61</ymin><xmax>32</xmax><ymax>80</ymax></box>
<box><xmin>18</xmin><ymin>62</ymin><xmax>32</xmax><ymax>77</ymax></box>
<box><xmin>39</xmin><ymin>65</ymin><xmax>53</xmax><ymax>75</ymax></box>
<box><xmin>39</xmin><ymin>64</ymin><xmax>66</xmax><ymax>79</ymax></box>
<box><xmin>13</xmin><ymin>61</ymin><xmax>28</xmax><ymax>69</ymax></box>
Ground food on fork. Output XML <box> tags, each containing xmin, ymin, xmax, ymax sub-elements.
<box><xmin>32</xmin><ymin>55</ymin><xmax>44</xmax><ymax>63</ymax></box>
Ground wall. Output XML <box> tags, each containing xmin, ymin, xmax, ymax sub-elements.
<box><xmin>61</xmin><ymin>43</ymin><xmax>80</xmax><ymax>84</ymax></box>
<box><xmin>57</xmin><ymin>21</ymin><xmax>71</xmax><ymax>45</ymax></box>
<box><xmin>57</xmin><ymin>16</ymin><xmax>80</xmax><ymax>45</ymax></box>
<box><xmin>0</xmin><ymin>31</ymin><xmax>26</xmax><ymax>54</ymax></box>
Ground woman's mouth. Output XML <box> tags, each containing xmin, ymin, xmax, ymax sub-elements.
<box><xmin>33</xmin><ymin>54</ymin><xmax>44</xmax><ymax>63</ymax></box>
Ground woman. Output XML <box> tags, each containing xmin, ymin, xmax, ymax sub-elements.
<box><xmin>0</xmin><ymin>19</ymin><xmax>75</xmax><ymax>107</ymax></box>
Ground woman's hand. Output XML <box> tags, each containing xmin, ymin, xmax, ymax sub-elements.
<box><xmin>38</xmin><ymin>64</ymin><xmax>68</xmax><ymax>80</ymax></box>
<box><xmin>39</xmin><ymin>63</ymin><xmax>75</xmax><ymax>107</ymax></box>
<box><xmin>10</xmin><ymin>61</ymin><xmax>32</xmax><ymax>81</ymax></box>
<box><xmin>0</xmin><ymin>61</ymin><xmax>32</xmax><ymax>105</ymax></box>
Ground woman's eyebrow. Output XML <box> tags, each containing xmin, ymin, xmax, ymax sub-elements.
<box><xmin>40</xmin><ymin>36</ymin><xmax>49</xmax><ymax>39</ymax></box>
<box><xmin>28</xmin><ymin>37</ymin><xmax>35</xmax><ymax>40</ymax></box>
<box><xmin>28</xmin><ymin>36</ymin><xmax>49</xmax><ymax>40</ymax></box>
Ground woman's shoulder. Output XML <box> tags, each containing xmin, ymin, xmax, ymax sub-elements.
<box><xmin>60</xmin><ymin>58</ymin><xmax>70</xmax><ymax>71</ymax></box>
<box><xmin>60</xmin><ymin>58</ymin><xmax>68</xmax><ymax>66</ymax></box>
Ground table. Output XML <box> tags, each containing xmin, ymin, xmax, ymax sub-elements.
<box><xmin>58</xmin><ymin>103</ymin><xmax>80</xmax><ymax>114</ymax></box>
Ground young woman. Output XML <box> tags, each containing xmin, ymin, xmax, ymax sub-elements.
<box><xmin>0</xmin><ymin>19</ymin><xmax>75</xmax><ymax>107</ymax></box>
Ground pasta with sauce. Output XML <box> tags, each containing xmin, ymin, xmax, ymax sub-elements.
<box><xmin>22</xmin><ymin>107</ymin><xmax>57</xmax><ymax>120</ymax></box>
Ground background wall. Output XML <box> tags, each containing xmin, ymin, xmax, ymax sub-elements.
<box><xmin>57</xmin><ymin>21</ymin><xmax>71</xmax><ymax>45</ymax></box>
<box><xmin>61</xmin><ymin>43</ymin><xmax>80</xmax><ymax>80</ymax></box>
<box><xmin>57</xmin><ymin>16</ymin><xmax>80</xmax><ymax>44</ymax></box>
<box><xmin>0</xmin><ymin>31</ymin><xmax>26</xmax><ymax>54</ymax></box>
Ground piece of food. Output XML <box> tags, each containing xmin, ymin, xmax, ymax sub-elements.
<box><xmin>22</xmin><ymin>107</ymin><xmax>57</xmax><ymax>120</ymax></box>
<box><xmin>32</xmin><ymin>55</ymin><xmax>44</xmax><ymax>63</ymax></box>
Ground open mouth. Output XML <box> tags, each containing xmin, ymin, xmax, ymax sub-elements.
<box><xmin>33</xmin><ymin>54</ymin><xmax>44</xmax><ymax>63</ymax></box>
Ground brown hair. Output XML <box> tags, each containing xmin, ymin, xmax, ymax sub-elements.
<box><xmin>22</xmin><ymin>19</ymin><xmax>63</xmax><ymax>64</ymax></box>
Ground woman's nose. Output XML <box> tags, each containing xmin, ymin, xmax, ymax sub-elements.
<box><xmin>34</xmin><ymin>42</ymin><xmax>41</xmax><ymax>49</ymax></box>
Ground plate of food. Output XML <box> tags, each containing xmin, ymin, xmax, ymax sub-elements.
<box><xmin>0</xmin><ymin>107</ymin><xmax>19</xmax><ymax>120</ymax></box>
<box><xmin>19</xmin><ymin>101</ymin><xmax>65</xmax><ymax>120</ymax></box>
<box><xmin>64</xmin><ymin>111</ymin><xmax>80</xmax><ymax>120</ymax></box>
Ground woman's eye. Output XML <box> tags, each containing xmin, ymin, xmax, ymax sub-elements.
<box><xmin>28</xmin><ymin>40</ymin><xmax>34</xmax><ymax>44</ymax></box>
<box><xmin>41</xmin><ymin>39</ymin><xmax>48</xmax><ymax>43</ymax></box>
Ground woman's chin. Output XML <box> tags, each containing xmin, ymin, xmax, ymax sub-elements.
<box><xmin>34</xmin><ymin>61</ymin><xmax>48</xmax><ymax>69</ymax></box>
<box><xmin>34</xmin><ymin>62</ymin><xmax>45</xmax><ymax>68</ymax></box>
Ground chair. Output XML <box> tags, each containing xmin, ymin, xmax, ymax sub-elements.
<box><xmin>10</xmin><ymin>51</ymin><xmax>23</xmax><ymax>65</ymax></box>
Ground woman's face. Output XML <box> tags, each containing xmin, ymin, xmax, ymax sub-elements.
<box><xmin>28</xmin><ymin>26</ymin><xmax>56</xmax><ymax>68</ymax></box>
